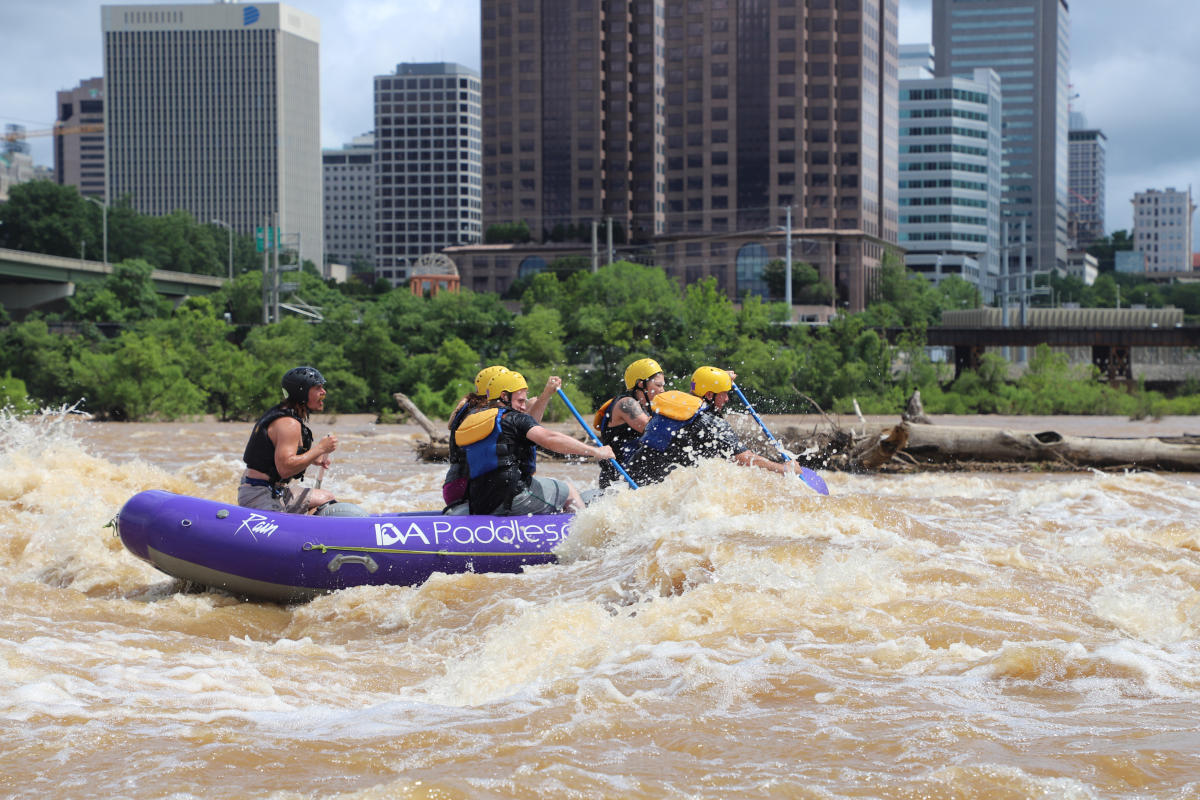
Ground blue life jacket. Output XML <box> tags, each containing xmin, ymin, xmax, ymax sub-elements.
<box><xmin>639</xmin><ymin>410</ymin><xmax>701</xmax><ymax>451</ymax></box>
<box><xmin>455</xmin><ymin>407</ymin><xmax>537</xmax><ymax>481</ymax></box>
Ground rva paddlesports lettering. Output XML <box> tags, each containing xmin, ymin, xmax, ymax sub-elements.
<box><xmin>374</xmin><ymin>518</ymin><xmax>570</xmax><ymax>549</ymax></box>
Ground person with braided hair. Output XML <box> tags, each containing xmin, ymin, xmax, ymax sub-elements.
<box><xmin>238</xmin><ymin>366</ymin><xmax>339</xmax><ymax>514</ymax></box>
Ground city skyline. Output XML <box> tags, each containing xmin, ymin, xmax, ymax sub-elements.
<box><xmin>2</xmin><ymin>0</ymin><xmax>1197</xmax><ymax>246</ymax></box>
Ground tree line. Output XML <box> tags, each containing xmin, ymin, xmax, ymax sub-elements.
<box><xmin>2</xmin><ymin>180</ymin><xmax>1200</xmax><ymax>421</ymax></box>
<box><xmin>3</xmin><ymin>255</ymin><xmax>1199</xmax><ymax>422</ymax></box>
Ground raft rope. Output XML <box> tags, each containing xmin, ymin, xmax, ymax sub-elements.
<box><xmin>303</xmin><ymin>542</ymin><xmax>547</xmax><ymax>558</ymax></box>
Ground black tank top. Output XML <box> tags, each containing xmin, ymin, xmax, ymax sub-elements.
<box><xmin>242</xmin><ymin>405</ymin><xmax>313</xmax><ymax>484</ymax></box>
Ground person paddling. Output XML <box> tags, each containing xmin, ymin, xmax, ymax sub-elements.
<box><xmin>625</xmin><ymin>366</ymin><xmax>798</xmax><ymax>486</ymax></box>
<box><xmin>593</xmin><ymin>357</ymin><xmax>665</xmax><ymax>489</ymax></box>
<box><xmin>443</xmin><ymin>366</ymin><xmax>564</xmax><ymax>510</ymax></box>
<box><xmin>456</xmin><ymin>370</ymin><xmax>614</xmax><ymax>515</ymax></box>
<box><xmin>238</xmin><ymin>366</ymin><xmax>339</xmax><ymax>514</ymax></box>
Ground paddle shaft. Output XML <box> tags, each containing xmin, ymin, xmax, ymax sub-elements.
<box><xmin>731</xmin><ymin>383</ymin><xmax>829</xmax><ymax>495</ymax></box>
<box><xmin>555</xmin><ymin>388</ymin><xmax>639</xmax><ymax>489</ymax></box>
<box><xmin>731</xmin><ymin>384</ymin><xmax>788</xmax><ymax>456</ymax></box>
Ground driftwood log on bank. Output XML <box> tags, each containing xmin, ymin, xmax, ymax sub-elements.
<box><xmin>899</xmin><ymin>424</ymin><xmax>1200</xmax><ymax>471</ymax></box>
<box><xmin>397</xmin><ymin>392</ymin><xmax>1200</xmax><ymax>473</ymax></box>
<box><xmin>771</xmin><ymin>418</ymin><xmax>1200</xmax><ymax>473</ymax></box>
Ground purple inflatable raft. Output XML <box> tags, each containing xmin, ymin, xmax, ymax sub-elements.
<box><xmin>116</xmin><ymin>490</ymin><xmax>571</xmax><ymax>603</ymax></box>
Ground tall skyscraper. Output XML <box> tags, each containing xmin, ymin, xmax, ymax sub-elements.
<box><xmin>373</xmin><ymin>62</ymin><xmax>482</xmax><ymax>286</ymax></box>
<box><xmin>1068</xmin><ymin>112</ymin><xmax>1106</xmax><ymax>249</ymax></box>
<box><xmin>933</xmin><ymin>0</ymin><xmax>1070</xmax><ymax>292</ymax></box>
<box><xmin>323</xmin><ymin>133</ymin><xmax>375</xmax><ymax>269</ymax></box>
<box><xmin>102</xmin><ymin>3</ymin><xmax>323</xmax><ymax>271</ymax></box>
<box><xmin>478</xmin><ymin>0</ymin><xmax>899</xmax><ymax>311</ymax></box>
<box><xmin>898</xmin><ymin>58</ymin><xmax>1002</xmax><ymax>300</ymax></box>
<box><xmin>55</xmin><ymin>77</ymin><xmax>106</xmax><ymax>199</ymax></box>
<box><xmin>1133</xmin><ymin>188</ymin><xmax>1195</xmax><ymax>275</ymax></box>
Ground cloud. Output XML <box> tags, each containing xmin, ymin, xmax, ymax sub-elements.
<box><xmin>314</xmin><ymin>0</ymin><xmax>482</xmax><ymax>150</ymax></box>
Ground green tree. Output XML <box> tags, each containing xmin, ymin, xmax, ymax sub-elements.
<box><xmin>763</xmin><ymin>259</ymin><xmax>821</xmax><ymax>301</ymax></box>
<box><xmin>73</xmin><ymin>330</ymin><xmax>207</xmax><ymax>420</ymax></box>
<box><xmin>863</xmin><ymin>250</ymin><xmax>944</xmax><ymax>329</ymax></box>
<box><xmin>483</xmin><ymin>220</ymin><xmax>532</xmax><ymax>243</ymax></box>
<box><xmin>1086</xmin><ymin>229</ymin><xmax>1134</xmax><ymax>273</ymax></box>
<box><xmin>143</xmin><ymin>210</ymin><xmax>224</xmax><ymax>274</ymax></box>
<box><xmin>0</xmin><ymin>371</ymin><xmax>37</xmax><ymax>414</ymax></box>
<box><xmin>67</xmin><ymin>259</ymin><xmax>168</xmax><ymax>322</ymax></box>
<box><xmin>511</xmin><ymin>306</ymin><xmax>566</xmax><ymax>366</ymax></box>
<box><xmin>151</xmin><ymin>296</ymin><xmax>272</xmax><ymax>420</ymax></box>
<box><xmin>0</xmin><ymin>180</ymin><xmax>90</xmax><ymax>257</ymax></box>
<box><xmin>936</xmin><ymin>275</ymin><xmax>982</xmax><ymax>310</ymax></box>
<box><xmin>0</xmin><ymin>317</ymin><xmax>86</xmax><ymax>407</ymax></box>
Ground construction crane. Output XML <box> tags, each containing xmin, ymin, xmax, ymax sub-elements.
<box><xmin>3</xmin><ymin>122</ymin><xmax>104</xmax><ymax>144</ymax></box>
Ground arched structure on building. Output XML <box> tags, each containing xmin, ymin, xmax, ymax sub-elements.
<box><xmin>409</xmin><ymin>252</ymin><xmax>461</xmax><ymax>297</ymax></box>
<box><xmin>518</xmin><ymin>255</ymin><xmax>547</xmax><ymax>279</ymax></box>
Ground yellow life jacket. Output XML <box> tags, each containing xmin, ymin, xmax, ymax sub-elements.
<box><xmin>454</xmin><ymin>407</ymin><xmax>500</xmax><ymax>446</ymax></box>
<box><xmin>651</xmin><ymin>390</ymin><xmax>703</xmax><ymax>421</ymax></box>
<box><xmin>593</xmin><ymin>398</ymin><xmax>614</xmax><ymax>431</ymax></box>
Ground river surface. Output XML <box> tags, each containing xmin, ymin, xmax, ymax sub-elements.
<box><xmin>3</xmin><ymin>411</ymin><xmax>1200</xmax><ymax>799</ymax></box>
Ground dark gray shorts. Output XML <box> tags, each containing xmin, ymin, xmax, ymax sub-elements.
<box><xmin>504</xmin><ymin>476</ymin><xmax>570</xmax><ymax>515</ymax></box>
<box><xmin>237</xmin><ymin>482</ymin><xmax>310</xmax><ymax>514</ymax></box>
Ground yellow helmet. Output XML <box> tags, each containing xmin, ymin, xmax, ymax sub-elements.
<box><xmin>474</xmin><ymin>365</ymin><xmax>508</xmax><ymax>395</ymax></box>
<box><xmin>624</xmin><ymin>357</ymin><xmax>664</xmax><ymax>390</ymax></box>
<box><xmin>486</xmin><ymin>370</ymin><xmax>528</xmax><ymax>401</ymax></box>
<box><xmin>690</xmin><ymin>366</ymin><xmax>732</xmax><ymax>398</ymax></box>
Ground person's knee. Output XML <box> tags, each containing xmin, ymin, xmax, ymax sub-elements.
<box><xmin>564</xmin><ymin>484</ymin><xmax>584</xmax><ymax>513</ymax></box>
<box><xmin>308</xmin><ymin>488</ymin><xmax>336</xmax><ymax>510</ymax></box>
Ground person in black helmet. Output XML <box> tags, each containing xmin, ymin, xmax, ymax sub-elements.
<box><xmin>238</xmin><ymin>365</ymin><xmax>339</xmax><ymax>513</ymax></box>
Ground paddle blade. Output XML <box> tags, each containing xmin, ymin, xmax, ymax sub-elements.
<box><xmin>798</xmin><ymin>466</ymin><xmax>829</xmax><ymax>496</ymax></box>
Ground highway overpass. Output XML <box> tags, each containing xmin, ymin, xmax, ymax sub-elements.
<box><xmin>0</xmin><ymin>246</ymin><xmax>225</xmax><ymax>315</ymax></box>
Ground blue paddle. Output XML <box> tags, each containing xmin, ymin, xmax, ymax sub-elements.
<box><xmin>556</xmin><ymin>388</ymin><xmax>639</xmax><ymax>490</ymax></box>
<box><xmin>731</xmin><ymin>383</ymin><xmax>830</xmax><ymax>496</ymax></box>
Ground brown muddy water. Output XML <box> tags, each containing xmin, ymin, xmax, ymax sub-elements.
<box><xmin>2</xmin><ymin>411</ymin><xmax>1199</xmax><ymax>799</ymax></box>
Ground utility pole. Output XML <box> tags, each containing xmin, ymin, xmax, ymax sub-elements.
<box><xmin>261</xmin><ymin>215</ymin><xmax>270</xmax><ymax>325</ymax></box>
<box><xmin>1019</xmin><ymin>218</ymin><xmax>1028</xmax><ymax>363</ymax></box>
<box><xmin>591</xmin><ymin>220</ymin><xmax>599</xmax><ymax>273</ymax></box>
<box><xmin>272</xmin><ymin>211</ymin><xmax>281</xmax><ymax>325</ymax></box>
<box><xmin>784</xmin><ymin>206</ymin><xmax>793</xmax><ymax>313</ymax></box>
<box><xmin>606</xmin><ymin>216</ymin><xmax>614</xmax><ymax>267</ymax></box>
<box><xmin>1000</xmin><ymin>221</ymin><xmax>1010</xmax><ymax>361</ymax></box>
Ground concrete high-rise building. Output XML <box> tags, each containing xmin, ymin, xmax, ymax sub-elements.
<box><xmin>55</xmin><ymin>77</ymin><xmax>106</xmax><ymax>199</ymax></box>
<box><xmin>373</xmin><ymin>62</ymin><xmax>482</xmax><ymax>286</ymax></box>
<box><xmin>322</xmin><ymin>133</ymin><xmax>375</xmax><ymax>269</ymax></box>
<box><xmin>1068</xmin><ymin>113</ymin><xmax>1106</xmax><ymax>249</ymax></box>
<box><xmin>1133</xmin><ymin>187</ymin><xmax>1195</xmax><ymax>276</ymax></box>
<box><xmin>101</xmin><ymin>3</ymin><xmax>323</xmax><ymax>271</ymax></box>
<box><xmin>475</xmin><ymin>0</ymin><xmax>899</xmax><ymax>311</ymax></box>
<box><xmin>898</xmin><ymin>63</ymin><xmax>1003</xmax><ymax>300</ymax></box>
<box><xmin>933</xmin><ymin>0</ymin><xmax>1070</xmax><ymax>294</ymax></box>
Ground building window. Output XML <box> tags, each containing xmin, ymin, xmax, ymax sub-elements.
<box><xmin>736</xmin><ymin>242</ymin><xmax>770</xmax><ymax>299</ymax></box>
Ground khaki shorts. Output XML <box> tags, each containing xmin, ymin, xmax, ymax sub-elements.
<box><xmin>237</xmin><ymin>482</ymin><xmax>311</xmax><ymax>514</ymax></box>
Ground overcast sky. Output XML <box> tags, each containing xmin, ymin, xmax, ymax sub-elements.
<box><xmin>2</xmin><ymin>0</ymin><xmax>1197</xmax><ymax>243</ymax></box>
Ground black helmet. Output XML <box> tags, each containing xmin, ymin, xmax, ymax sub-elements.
<box><xmin>282</xmin><ymin>366</ymin><xmax>326</xmax><ymax>403</ymax></box>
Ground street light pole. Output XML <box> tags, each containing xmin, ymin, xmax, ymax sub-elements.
<box><xmin>85</xmin><ymin>196</ymin><xmax>107</xmax><ymax>266</ymax></box>
<box><xmin>784</xmin><ymin>206</ymin><xmax>793</xmax><ymax>311</ymax></box>
<box><xmin>212</xmin><ymin>219</ymin><xmax>233</xmax><ymax>280</ymax></box>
